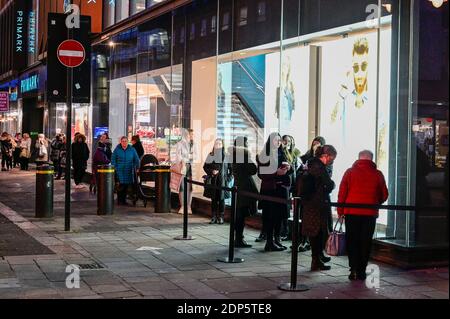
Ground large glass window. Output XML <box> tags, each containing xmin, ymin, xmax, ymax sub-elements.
<box><xmin>92</xmin><ymin>0</ymin><xmax>448</xmax><ymax>251</ymax></box>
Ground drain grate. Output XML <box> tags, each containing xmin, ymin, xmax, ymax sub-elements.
<box><xmin>78</xmin><ymin>263</ymin><xmax>105</xmax><ymax>270</ymax></box>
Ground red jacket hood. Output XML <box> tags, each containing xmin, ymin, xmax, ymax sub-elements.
<box><xmin>353</xmin><ymin>159</ymin><xmax>377</xmax><ymax>170</ymax></box>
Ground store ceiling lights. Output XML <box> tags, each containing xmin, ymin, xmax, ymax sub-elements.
<box><xmin>430</xmin><ymin>0</ymin><xmax>448</xmax><ymax>8</ymax></box>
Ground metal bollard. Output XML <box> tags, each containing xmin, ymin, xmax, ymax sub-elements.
<box><xmin>218</xmin><ymin>186</ymin><xmax>244</xmax><ymax>263</ymax></box>
<box><xmin>279</xmin><ymin>198</ymin><xmax>309</xmax><ymax>291</ymax></box>
<box><xmin>155</xmin><ymin>166</ymin><xmax>171</xmax><ymax>213</ymax></box>
<box><xmin>35</xmin><ymin>165</ymin><xmax>54</xmax><ymax>218</ymax></box>
<box><xmin>174</xmin><ymin>176</ymin><xmax>195</xmax><ymax>240</ymax></box>
<box><xmin>97</xmin><ymin>164</ymin><xmax>115</xmax><ymax>215</ymax></box>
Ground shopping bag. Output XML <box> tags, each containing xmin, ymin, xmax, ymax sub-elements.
<box><xmin>325</xmin><ymin>216</ymin><xmax>346</xmax><ymax>256</ymax></box>
<box><xmin>170</xmin><ymin>171</ymin><xmax>183</xmax><ymax>192</ymax></box>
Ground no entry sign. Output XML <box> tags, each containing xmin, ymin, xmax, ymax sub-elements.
<box><xmin>57</xmin><ymin>40</ymin><xmax>85</xmax><ymax>68</ymax></box>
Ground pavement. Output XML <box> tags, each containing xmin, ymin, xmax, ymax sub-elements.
<box><xmin>0</xmin><ymin>167</ymin><xmax>448</xmax><ymax>299</ymax></box>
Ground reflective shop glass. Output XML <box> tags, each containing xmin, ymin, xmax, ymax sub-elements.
<box><xmin>92</xmin><ymin>0</ymin><xmax>449</xmax><ymax>248</ymax></box>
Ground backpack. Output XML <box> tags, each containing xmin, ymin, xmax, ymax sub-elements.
<box><xmin>295</xmin><ymin>163</ymin><xmax>316</xmax><ymax>199</ymax></box>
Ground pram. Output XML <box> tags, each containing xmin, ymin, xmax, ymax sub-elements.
<box><xmin>133</xmin><ymin>154</ymin><xmax>159</xmax><ymax>207</ymax></box>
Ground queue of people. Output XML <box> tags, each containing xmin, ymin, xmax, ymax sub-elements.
<box><xmin>199</xmin><ymin>132</ymin><xmax>388</xmax><ymax>280</ymax></box>
<box><xmin>1</xmin><ymin>127</ymin><xmax>390</xmax><ymax>280</ymax></box>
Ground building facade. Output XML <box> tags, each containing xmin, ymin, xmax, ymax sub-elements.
<box><xmin>0</xmin><ymin>0</ymin><xmax>102</xmax><ymax>146</ymax></box>
<box><xmin>0</xmin><ymin>0</ymin><xmax>448</xmax><ymax>267</ymax></box>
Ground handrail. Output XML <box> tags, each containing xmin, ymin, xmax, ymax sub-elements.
<box><xmin>234</xmin><ymin>60</ymin><xmax>265</xmax><ymax>94</ymax></box>
<box><xmin>237</xmin><ymin>60</ymin><xmax>265</xmax><ymax>88</ymax></box>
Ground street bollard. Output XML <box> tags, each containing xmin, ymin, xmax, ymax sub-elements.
<box><xmin>155</xmin><ymin>166</ymin><xmax>171</xmax><ymax>213</ymax></box>
<box><xmin>174</xmin><ymin>176</ymin><xmax>195</xmax><ymax>240</ymax></box>
<box><xmin>218</xmin><ymin>186</ymin><xmax>244</xmax><ymax>263</ymax></box>
<box><xmin>278</xmin><ymin>198</ymin><xmax>309</xmax><ymax>291</ymax></box>
<box><xmin>35</xmin><ymin>165</ymin><xmax>54</xmax><ymax>218</ymax></box>
<box><xmin>97</xmin><ymin>164</ymin><xmax>115</xmax><ymax>215</ymax></box>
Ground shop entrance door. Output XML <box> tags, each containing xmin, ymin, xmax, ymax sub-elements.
<box><xmin>21</xmin><ymin>98</ymin><xmax>44</xmax><ymax>139</ymax></box>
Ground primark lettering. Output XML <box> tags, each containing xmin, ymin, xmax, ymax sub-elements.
<box><xmin>16</xmin><ymin>11</ymin><xmax>24</xmax><ymax>52</ymax></box>
<box><xmin>28</xmin><ymin>11</ymin><xmax>36</xmax><ymax>53</ymax></box>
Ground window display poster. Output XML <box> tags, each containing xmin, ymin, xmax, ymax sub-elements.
<box><xmin>277</xmin><ymin>47</ymin><xmax>311</xmax><ymax>153</ymax></box>
<box><xmin>319</xmin><ymin>30</ymin><xmax>391</xmax><ymax>204</ymax></box>
<box><xmin>73</xmin><ymin>106</ymin><xmax>91</xmax><ymax>145</ymax></box>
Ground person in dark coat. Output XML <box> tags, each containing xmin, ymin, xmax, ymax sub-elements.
<box><xmin>257</xmin><ymin>133</ymin><xmax>292</xmax><ymax>252</ymax></box>
<box><xmin>112</xmin><ymin>136</ymin><xmax>140</xmax><ymax>205</ymax></box>
<box><xmin>299</xmin><ymin>136</ymin><xmax>333</xmax><ymax>252</ymax></box>
<box><xmin>90</xmin><ymin>142</ymin><xmax>111</xmax><ymax>193</ymax></box>
<box><xmin>301</xmin><ymin>144</ymin><xmax>337</xmax><ymax>271</ymax></box>
<box><xmin>56</xmin><ymin>135</ymin><xmax>67</xmax><ymax>180</ymax></box>
<box><xmin>100</xmin><ymin>133</ymin><xmax>113</xmax><ymax>161</ymax></box>
<box><xmin>50</xmin><ymin>134</ymin><xmax>64</xmax><ymax>177</ymax></box>
<box><xmin>338</xmin><ymin>150</ymin><xmax>388</xmax><ymax>281</ymax></box>
<box><xmin>1</xmin><ymin>132</ymin><xmax>13</xmax><ymax>171</ymax></box>
<box><xmin>203</xmin><ymin>138</ymin><xmax>232</xmax><ymax>225</ymax></box>
<box><xmin>71</xmin><ymin>134</ymin><xmax>90</xmax><ymax>188</ymax></box>
<box><xmin>131</xmin><ymin>135</ymin><xmax>145</xmax><ymax>159</ymax></box>
<box><xmin>228</xmin><ymin>136</ymin><xmax>258</xmax><ymax>248</ymax></box>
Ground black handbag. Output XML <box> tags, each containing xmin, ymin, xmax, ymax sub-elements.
<box><xmin>202</xmin><ymin>175</ymin><xmax>215</xmax><ymax>199</ymax></box>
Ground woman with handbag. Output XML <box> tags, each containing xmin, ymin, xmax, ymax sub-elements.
<box><xmin>203</xmin><ymin>138</ymin><xmax>232</xmax><ymax>225</ymax></box>
<box><xmin>19</xmin><ymin>133</ymin><xmax>32</xmax><ymax>171</ymax></box>
<box><xmin>257</xmin><ymin>133</ymin><xmax>293</xmax><ymax>252</ymax></box>
<box><xmin>35</xmin><ymin>134</ymin><xmax>49</xmax><ymax>166</ymax></box>
<box><xmin>174</xmin><ymin>129</ymin><xmax>196</xmax><ymax>214</ymax></box>
<box><xmin>301</xmin><ymin>145</ymin><xmax>337</xmax><ymax>271</ymax></box>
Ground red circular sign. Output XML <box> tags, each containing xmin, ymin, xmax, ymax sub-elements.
<box><xmin>57</xmin><ymin>40</ymin><xmax>85</xmax><ymax>68</ymax></box>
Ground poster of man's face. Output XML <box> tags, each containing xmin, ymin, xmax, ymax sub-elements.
<box><xmin>352</xmin><ymin>38</ymin><xmax>369</xmax><ymax>96</ymax></box>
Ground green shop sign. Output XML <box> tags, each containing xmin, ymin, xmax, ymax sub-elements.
<box><xmin>20</xmin><ymin>74</ymin><xmax>39</xmax><ymax>93</ymax></box>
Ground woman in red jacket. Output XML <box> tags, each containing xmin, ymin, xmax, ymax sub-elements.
<box><xmin>337</xmin><ymin>150</ymin><xmax>388</xmax><ymax>281</ymax></box>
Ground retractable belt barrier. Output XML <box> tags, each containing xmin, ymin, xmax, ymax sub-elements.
<box><xmin>178</xmin><ymin>178</ymin><xmax>447</xmax><ymax>291</ymax></box>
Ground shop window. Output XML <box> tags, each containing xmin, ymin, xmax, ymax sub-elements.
<box><xmin>211</xmin><ymin>15</ymin><xmax>217</xmax><ymax>33</ymax></box>
<box><xmin>201</xmin><ymin>18</ymin><xmax>207</xmax><ymax>37</ymax></box>
<box><xmin>190</xmin><ymin>23</ymin><xmax>196</xmax><ymax>40</ymax></box>
<box><xmin>239</xmin><ymin>6</ymin><xmax>248</xmax><ymax>27</ymax></box>
<box><xmin>131</xmin><ymin>0</ymin><xmax>146</xmax><ymax>15</ymax></box>
<box><xmin>257</xmin><ymin>1</ymin><xmax>267</xmax><ymax>22</ymax></box>
<box><xmin>180</xmin><ymin>26</ymin><xmax>185</xmax><ymax>44</ymax></box>
<box><xmin>222</xmin><ymin>12</ymin><xmax>230</xmax><ymax>31</ymax></box>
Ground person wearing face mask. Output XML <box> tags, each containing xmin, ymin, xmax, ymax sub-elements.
<box><xmin>257</xmin><ymin>133</ymin><xmax>293</xmax><ymax>252</ymax></box>
<box><xmin>301</xmin><ymin>145</ymin><xmax>337</xmax><ymax>271</ymax></box>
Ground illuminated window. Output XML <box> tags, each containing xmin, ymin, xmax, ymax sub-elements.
<box><xmin>211</xmin><ymin>15</ymin><xmax>217</xmax><ymax>33</ymax></box>
<box><xmin>222</xmin><ymin>12</ymin><xmax>230</xmax><ymax>31</ymax></box>
<box><xmin>180</xmin><ymin>26</ymin><xmax>185</xmax><ymax>44</ymax></box>
<box><xmin>201</xmin><ymin>19</ymin><xmax>207</xmax><ymax>37</ymax></box>
<box><xmin>190</xmin><ymin>23</ymin><xmax>196</xmax><ymax>40</ymax></box>
<box><xmin>239</xmin><ymin>7</ymin><xmax>248</xmax><ymax>26</ymax></box>
<box><xmin>131</xmin><ymin>0</ymin><xmax>146</xmax><ymax>15</ymax></box>
<box><xmin>257</xmin><ymin>1</ymin><xmax>266</xmax><ymax>22</ymax></box>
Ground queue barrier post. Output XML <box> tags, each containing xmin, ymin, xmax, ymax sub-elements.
<box><xmin>218</xmin><ymin>186</ymin><xmax>244</xmax><ymax>263</ymax></box>
<box><xmin>278</xmin><ymin>197</ymin><xmax>309</xmax><ymax>291</ymax></box>
<box><xmin>174</xmin><ymin>176</ymin><xmax>195</xmax><ymax>240</ymax></box>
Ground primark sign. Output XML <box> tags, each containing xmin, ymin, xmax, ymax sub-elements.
<box><xmin>13</xmin><ymin>0</ymin><xmax>29</xmax><ymax>70</ymax></box>
<box><xmin>20</xmin><ymin>74</ymin><xmax>39</xmax><ymax>94</ymax></box>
